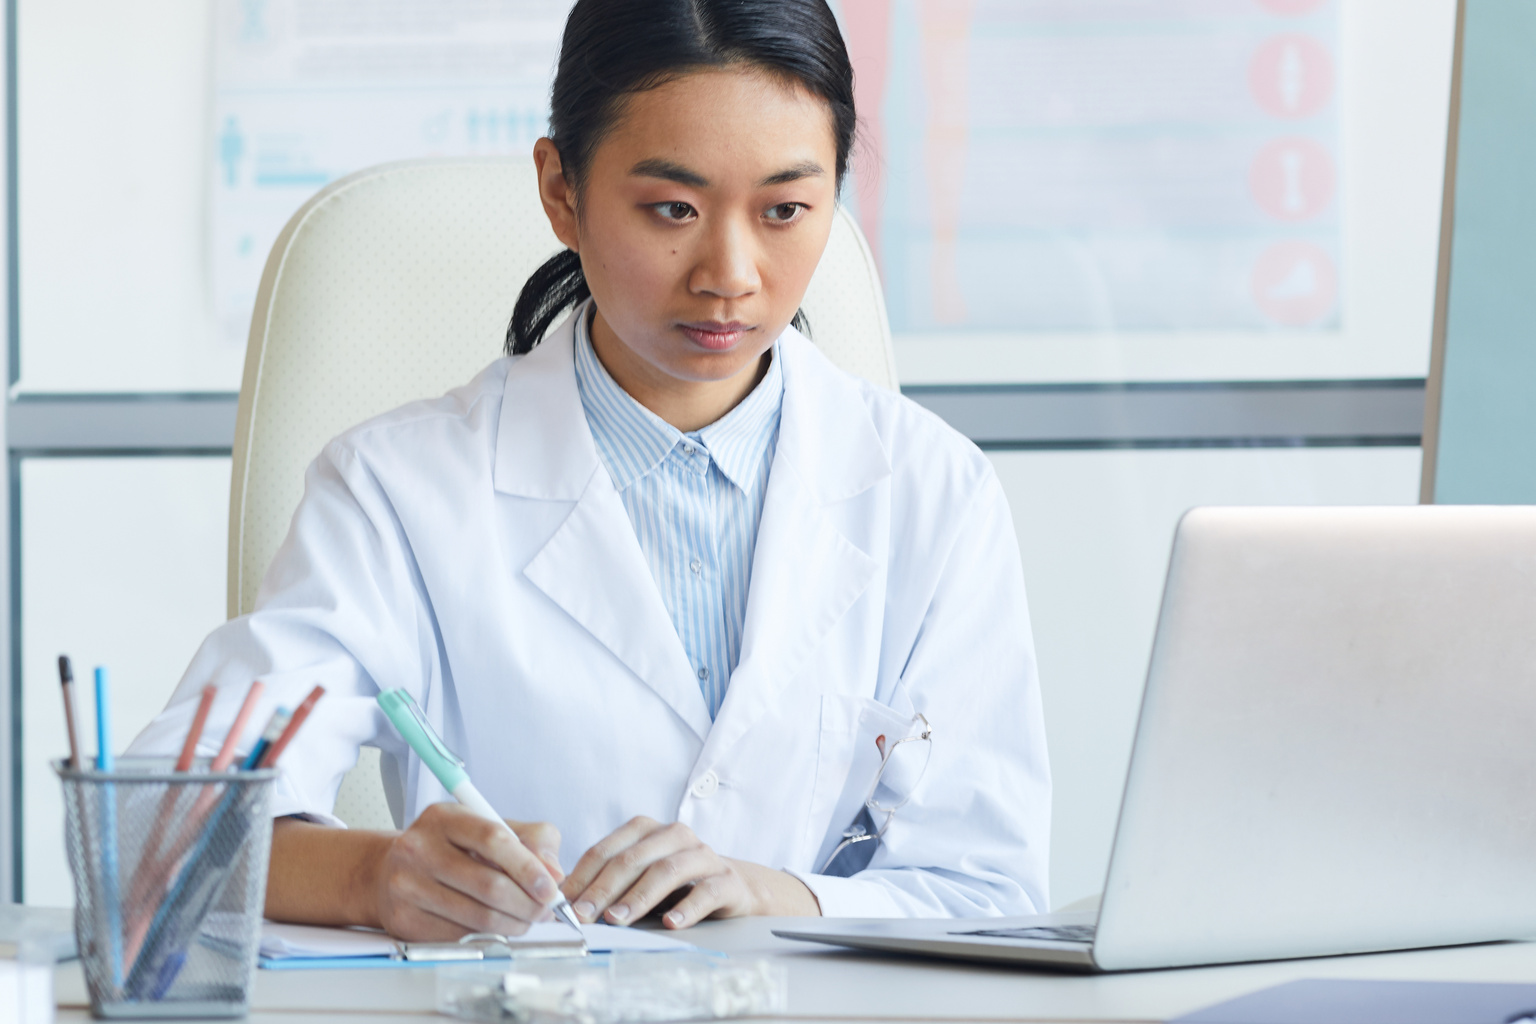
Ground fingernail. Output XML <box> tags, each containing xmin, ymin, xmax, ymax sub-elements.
<box><xmin>574</xmin><ymin>900</ymin><xmax>596</xmax><ymax>920</ymax></box>
<box><xmin>664</xmin><ymin>911</ymin><xmax>684</xmax><ymax>928</ymax></box>
<box><xmin>532</xmin><ymin>876</ymin><xmax>556</xmax><ymax>901</ymax></box>
<box><xmin>607</xmin><ymin>904</ymin><xmax>630</xmax><ymax>922</ymax></box>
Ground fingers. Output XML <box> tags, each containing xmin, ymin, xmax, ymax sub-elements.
<box><xmin>562</xmin><ymin>816</ymin><xmax>665</xmax><ymax>912</ymax></box>
<box><xmin>660</xmin><ymin>873</ymin><xmax>741</xmax><ymax>930</ymax></box>
<box><xmin>376</xmin><ymin>804</ymin><xmax>565</xmax><ymax>941</ymax></box>
<box><xmin>568</xmin><ymin>819</ymin><xmax>711</xmax><ymax>924</ymax></box>
<box><xmin>606</xmin><ymin>847</ymin><xmax>726</xmax><ymax>925</ymax></box>
<box><xmin>510</xmin><ymin>820</ymin><xmax>565</xmax><ymax>881</ymax></box>
<box><xmin>435</xmin><ymin>805</ymin><xmax>563</xmax><ymax>910</ymax></box>
<box><xmin>386</xmin><ymin>862</ymin><xmax>544</xmax><ymax>939</ymax></box>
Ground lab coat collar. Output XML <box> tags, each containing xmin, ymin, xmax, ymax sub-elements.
<box><xmin>771</xmin><ymin>325</ymin><xmax>892</xmax><ymax>504</ymax></box>
<box><xmin>496</xmin><ymin>309</ymin><xmax>894</xmax><ymax>745</ymax></box>
<box><xmin>502</xmin><ymin>310</ymin><xmax>712</xmax><ymax>739</ymax></box>
<box><xmin>493</xmin><ymin>309</ymin><xmax>601</xmax><ymax>501</ymax></box>
<box><xmin>705</xmin><ymin>327</ymin><xmax>892</xmax><ymax>751</ymax></box>
<box><xmin>522</xmin><ymin>469</ymin><xmax>715</xmax><ymax>740</ymax></box>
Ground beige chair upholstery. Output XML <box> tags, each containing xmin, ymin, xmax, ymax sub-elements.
<box><xmin>230</xmin><ymin>157</ymin><xmax>898</xmax><ymax>830</ymax></box>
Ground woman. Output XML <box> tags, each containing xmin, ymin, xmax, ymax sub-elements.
<box><xmin>131</xmin><ymin>0</ymin><xmax>1050</xmax><ymax>937</ymax></box>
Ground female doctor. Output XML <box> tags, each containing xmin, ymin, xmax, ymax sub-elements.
<box><xmin>131</xmin><ymin>0</ymin><xmax>1050</xmax><ymax>938</ymax></box>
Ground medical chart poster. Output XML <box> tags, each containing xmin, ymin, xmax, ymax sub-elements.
<box><xmin>207</xmin><ymin>0</ymin><xmax>1451</xmax><ymax>382</ymax></box>
<box><xmin>839</xmin><ymin>0</ymin><xmax>1453</xmax><ymax>383</ymax></box>
<box><xmin>836</xmin><ymin>0</ymin><xmax>1341</xmax><ymax>335</ymax></box>
<box><xmin>210</xmin><ymin>0</ymin><xmax>567</xmax><ymax>347</ymax></box>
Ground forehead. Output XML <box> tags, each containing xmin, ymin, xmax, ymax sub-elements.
<box><xmin>595</xmin><ymin>67</ymin><xmax>838</xmax><ymax>180</ymax></box>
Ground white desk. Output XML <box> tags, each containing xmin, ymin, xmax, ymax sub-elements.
<box><xmin>53</xmin><ymin>920</ymin><xmax>1536</xmax><ymax>1023</ymax></box>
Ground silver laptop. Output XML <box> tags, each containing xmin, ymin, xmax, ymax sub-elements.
<box><xmin>776</xmin><ymin>506</ymin><xmax>1536</xmax><ymax>971</ymax></box>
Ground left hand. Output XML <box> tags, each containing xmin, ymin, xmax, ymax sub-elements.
<box><xmin>560</xmin><ymin>816</ymin><xmax>820</xmax><ymax>929</ymax></box>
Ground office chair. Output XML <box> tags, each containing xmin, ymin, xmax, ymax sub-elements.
<box><xmin>230</xmin><ymin>157</ymin><xmax>898</xmax><ymax>829</ymax></box>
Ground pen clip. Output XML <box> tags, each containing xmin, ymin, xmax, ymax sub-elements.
<box><xmin>396</xmin><ymin>690</ymin><xmax>464</xmax><ymax>770</ymax></box>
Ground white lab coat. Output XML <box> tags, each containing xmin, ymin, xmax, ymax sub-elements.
<box><xmin>130</xmin><ymin>311</ymin><xmax>1051</xmax><ymax>918</ymax></box>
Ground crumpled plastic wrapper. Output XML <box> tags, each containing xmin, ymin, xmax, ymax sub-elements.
<box><xmin>437</xmin><ymin>952</ymin><xmax>789</xmax><ymax>1023</ymax></box>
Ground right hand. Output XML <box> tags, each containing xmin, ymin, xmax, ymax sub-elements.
<box><xmin>370</xmin><ymin>802</ymin><xmax>565</xmax><ymax>941</ymax></box>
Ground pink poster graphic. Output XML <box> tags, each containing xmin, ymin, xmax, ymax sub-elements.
<box><xmin>917</xmin><ymin>0</ymin><xmax>975</xmax><ymax>325</ymax></box>
<box><xmin>837</xmin><ymin>0</ymin><xmax>1340</xmax><ymax>333</ymax></box>
<box><xmin>841</xmin><ymin>0</ymin><xmax>893</xmax><ymax>279</ymax></box>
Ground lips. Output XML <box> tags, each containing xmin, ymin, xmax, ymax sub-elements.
<box><xmin>679</xmin><ymin>321</ymin><xmax>752</xmax><ymax>351</ymax></box>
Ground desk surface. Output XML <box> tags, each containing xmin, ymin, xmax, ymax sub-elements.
<box><xmin>53</xmin><ymin>919</ymin><xmax>1536</xmax><ymax>1023</ymax></box>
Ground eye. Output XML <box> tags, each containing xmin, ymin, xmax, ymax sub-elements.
<box><xmin>650</xmin><ymin>201</ymin><xmax>697</xmax><ymax>222</ymax></box>
<box><xmin>764</xmin><ymin>202</ymin><xmax>806</xmax><ymax>223</ymax></box>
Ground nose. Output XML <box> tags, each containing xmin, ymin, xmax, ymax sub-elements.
<box><xmin>690</xmin><ymin>214</ymin><xmax>760</xmax><ymax>300</ymax></box>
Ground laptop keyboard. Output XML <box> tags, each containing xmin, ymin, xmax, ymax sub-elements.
<box><xmin>954</xmin><ymin>924</ymin><xmax>1097</xmax><ymax>944</ymax></box>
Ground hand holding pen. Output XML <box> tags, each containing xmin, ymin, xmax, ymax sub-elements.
<box><xmin>372</xmin><ymin>689</ymin><xmax>581</xmax><ymax>943</ymax></box>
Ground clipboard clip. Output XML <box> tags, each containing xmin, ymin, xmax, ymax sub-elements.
<box><xmin>394</xmin><ymin>932</ymin><xmax>588</xmax><ymax>962</ymax></box>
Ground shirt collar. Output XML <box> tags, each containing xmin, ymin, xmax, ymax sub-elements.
<box><xmin>573</xmin><ymin>303</ymin><xmax>783</xmax><ymax>492</ymax></box>
<box><xmin>697</xmin><ymin>347</ymin><xmax>782</xmax><ymax>491</ymax></box>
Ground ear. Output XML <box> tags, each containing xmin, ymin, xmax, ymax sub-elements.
<box><xmin>533</xmin><ymin>138</ymin><xmax>580</xmax><ymax>253</ymax></box>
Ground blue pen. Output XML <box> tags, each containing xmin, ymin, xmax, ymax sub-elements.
<box><xmin>242</xmin><ymin>708</ymin><xmax>291</xmax><ymax>771</ymax></box>
<box><xmin>95</xmin><ymin>667</ymin><xmax>123</xmax><ymax>990</ymax></box>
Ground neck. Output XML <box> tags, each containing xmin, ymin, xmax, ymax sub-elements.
<box><xmin>589</xmin><ymin>308</ymin><xmax>770</xmax><ymax>433</ymax></box>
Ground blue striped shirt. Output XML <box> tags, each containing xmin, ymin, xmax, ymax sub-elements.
<box><xmin>572</xmin><ymin>309</ymin><xmax>783</xmax><ymax>719</ymax></box>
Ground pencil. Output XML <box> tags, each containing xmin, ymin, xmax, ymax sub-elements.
<box><xmin>175</xmin><ymin>685</ymin><xmax>218</xmax><ymax>772</ymax></box>
<box><xmin>210</xmin><ymin>681</ymin><xmax>266</xmax><ymax>773</ymax></box>
<box><xmin>122</xmin><ymin>680</ymin><xmax>265</xmax><ymax>974</ymax></box>
<box><xmin>124</xmin><ymin>684</ymin><xmax>220</xmax><ymax>963</ymax></box>
<box><xmin>257</xmin><ymin>685</ymin><xmax>324</xmax><ymax>768</ymax></box>
<box><xmin>132</xmin><ymin>704</ymin><xmax>291</xmax><ymax>998</ymax></box>
<box><xmin>58</xmin><ymin>656</ymin><xmax>83</xmax><ymax>770</ymax></box>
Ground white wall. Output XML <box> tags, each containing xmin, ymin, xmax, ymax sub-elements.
<box><xmin>20</xmin><ymin>458</ymin><xmax>231</xmax><ymax>906</ymax></box>
<box><xmin>15</xmin><ymin>0</ymin><xmax>238</xmax><ymax>393</ymax></box>
<box><xmin>996</xmin><ymin>445</ymin><xmax>1423</xmax><ymax>908</ymax></box>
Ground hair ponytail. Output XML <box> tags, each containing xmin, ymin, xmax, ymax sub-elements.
<box><xmin>507</xmin><ymin>250</ymin><xmax>590</xmax><ymax>355</ymax></box>
<box><xmin>505</xmin><ymin>0</ymin><xmax>852</xmax><ymax>355</ymax></box>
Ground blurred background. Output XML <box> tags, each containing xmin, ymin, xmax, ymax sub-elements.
<box><xmin>0</xmin><ymin>0</ymin><xmax>1455</xmax><ymax>909</ymax></box>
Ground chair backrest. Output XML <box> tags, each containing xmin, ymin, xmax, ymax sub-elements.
<box><xmin>230</xmin><ymin>158</ymin><xmax>897</xmax><ymax>827</ymax></box>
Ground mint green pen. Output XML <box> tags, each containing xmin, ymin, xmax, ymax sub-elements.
<box><xmin>377</xmin><ymin>688</ymin><xmax>584</xmax><ymax>937</ymax></box>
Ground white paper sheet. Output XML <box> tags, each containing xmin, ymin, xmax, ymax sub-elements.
<box><xmin>259</xmin><ymin>920</ymin><xmax>693</xmax><ymax>960</ymax></box>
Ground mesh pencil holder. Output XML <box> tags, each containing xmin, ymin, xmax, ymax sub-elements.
<box><xmin>55</xmin><ymin>758</ymin><xmax>277</xmax><ymax>1019</ymax></box>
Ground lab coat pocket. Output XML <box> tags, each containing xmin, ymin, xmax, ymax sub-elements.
<box><xmin>806</xmin><ymin>693</ymin><xmax>916</xmax><ymax>876</ymax></box>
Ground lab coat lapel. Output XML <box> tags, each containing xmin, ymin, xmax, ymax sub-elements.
<box><xmin>496</xmin><ymin>314</ymin><xmax>712</xmax><ymax>741</ymax></box>
<box><xmin>712</xmin><ymin>333</ymin><xmax>890</xmax><ymax>739</ymax></box>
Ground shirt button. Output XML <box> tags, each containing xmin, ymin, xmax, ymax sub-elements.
<box><xmin>689</xmin><ymin>558</ymin><xmax>702</xmax><ymax>575</ymax></box>
<box><xmin>691</xmin><ymin>770</ymin><xmax>719</xmax><ymax>799</ymax></box>
<box><xmin>682</xmin><ymin>443</ymin><xmax>697</xmax><ymax>455</ymax></box>
<box><xmin>697</xmin><ymin>666</ymin><xmax>709</xmax><ymax>680</ymax></box>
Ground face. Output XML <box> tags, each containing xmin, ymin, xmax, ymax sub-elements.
<box><xmin>534</xmin><ymin>67</ymin><xmax>839</xmax><ymax>399</ymax></box>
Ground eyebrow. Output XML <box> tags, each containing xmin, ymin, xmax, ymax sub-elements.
<box><xmin>627</xmin><ymin>158</ymin><xmax>827</xmax><ymax>189</ymax></box>
<box><xmin>757</xmin><ymin>161</ymin><xmax>825</xmax><ymax>187</ymax></box>
<box><xmin>629</xmin><ymin>159</ymin><xmax>709</xmax><ymax>187</ymax></box>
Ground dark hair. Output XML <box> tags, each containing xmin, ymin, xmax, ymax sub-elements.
<box><xmin>506</xmin><ymin>0</ymin><xmax>856</xmax><ymax>355</ymax></box>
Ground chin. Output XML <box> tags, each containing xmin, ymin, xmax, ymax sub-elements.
<box><xmin>663</xmin><ymin>348</ymin><xmax>764</xmax><ymax>384</ymax></box>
